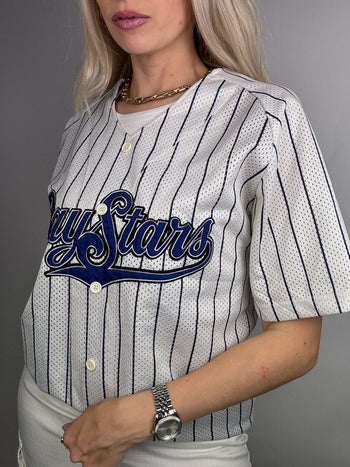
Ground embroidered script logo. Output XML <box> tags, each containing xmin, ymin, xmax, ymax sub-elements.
<box><xmin>45</xmin><ymin>190</ymin><xmax>214</xmax><ymax>287</ymax></box>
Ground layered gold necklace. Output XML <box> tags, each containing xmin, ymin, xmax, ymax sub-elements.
<box><xmin>119</xmin><ymin>69</ymin><xmax>211</xmax><ymax>105</ymax></box>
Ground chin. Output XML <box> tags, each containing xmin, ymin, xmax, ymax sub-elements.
<box><xmin>116</xmin><ymin>40</ymin><xmax>156</xmax><ymax>57</ymax></box>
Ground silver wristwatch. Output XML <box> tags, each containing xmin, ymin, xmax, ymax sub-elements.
<box><xmin>152</xmin><ymin>384</ymin><xmax>182</xmax><ymax>441</ymax></box>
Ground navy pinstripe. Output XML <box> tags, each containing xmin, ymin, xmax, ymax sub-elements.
<box><xmin>77</xmin><ymin>119</ymin><xmax>120</xmax><ymax>206</ymax></box>
<box><xmin>85</xmin><ymin>288</ymin><xmax>90</xmax><ymax>406</ymax></box>
<box><xmin>47</xmin><ymin>277</ymin><xmax>51</xmax><ymax>393</ymax></box>
<box><xmin>258</xmin><ymin>179</ymin><xmax>280</xmax><ymax>321</ymax></box>
<box><xmin>102</xmin><ymin>287</ymin><xmax>109</xmax><ymax>400</ymax></box>
<box><xmin>30</xmin><ymin>292</ymin><xmax>37</xmax><ymax>383</ymax></box>
<box><xmin>173</xmin><ymin>72</ymin><xmax>210</xmax><ymax>145</ymax></box>
<box><xmin>276</xmin><ymin>170</ymin><xmax>320</xmax><ymax>315</ymax></box>
<box><xmin>169</xmin><ymin>278</ymin><xmax>184</xmax><ymax>381</ymax></box>
<box><xmin>134</xmin><ymin>109</ymin><xmax>170</xmax><ymax>198</ymax></box>
<box><xmin>62</xmin><ymin>102</ymin><xmax>115</xmax><ymax>206</ymax></box>
<box><xmin>52</xmin><ymin>97</ymin><xmax>106</xmax><ymax>189</ymax></box>
<box><xmin>65</xmin><ymin>279</ymin><xmax>71</xmax><ymax>404</ymax></box>
<box><xmin>268</xmin><ymin>218</ymin><xmax>300</xmax><ymax>319</ymax></box>
<box><xmin>117</xmin><ymin>286</ymin><xmax>122</xmax><ymax>398</ymax></box>
<box><xmin>285</xmin><ymin>111</ymin><xmax>342</xmax><ymax>312</ymax></box>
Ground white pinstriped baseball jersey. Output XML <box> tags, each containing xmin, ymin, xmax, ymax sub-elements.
<box><xmin>21</xmin><ymin>68</ymin><xmax>350</xmax><ymax>441</ymax></box>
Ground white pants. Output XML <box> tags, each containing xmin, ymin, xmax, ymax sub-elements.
<box><xmin>18</xmin><ymin>367</ymin><xmax>251</xmax><ymax>466</ymax></box>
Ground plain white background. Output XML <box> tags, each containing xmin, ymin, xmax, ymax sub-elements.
<box><xmin>1</xmin><ymin>1</ymin><xmax>349</xmax><ymax>465</ymax></box>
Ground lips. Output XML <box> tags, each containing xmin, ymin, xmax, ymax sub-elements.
<box><xmin>112</xmin><ymin>10</ymin><xmax>150</xmax><ymax>30</ymax></box>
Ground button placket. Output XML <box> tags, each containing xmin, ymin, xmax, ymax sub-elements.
<box><xmin>122</xmin><ymin>141</ymin><xmax>132</xmax><ymax>153</ymax></box>
<box><xmin>90</xmin><ymin>282</ymin><xmax>102</xmax><ymax>294</ymax></box>
<box><xmin>86</xmin><ymin>359</ymin><xmax>96</xmax><ymax>371</ymax></box>
<box><xmin>96</xmin><ymin>203</ymin><xmax>108</xmax><ymax>215</ymax></box>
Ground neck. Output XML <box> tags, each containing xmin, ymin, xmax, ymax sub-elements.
<box><xmin>128</xmin><ymin>41</ymin><xmax>208</xmax><ymax>100</ymax></box>
<box><xmin>116</xmin><ymin>32</ymin><xmax>209</xmax><ymax>114</ymax></box>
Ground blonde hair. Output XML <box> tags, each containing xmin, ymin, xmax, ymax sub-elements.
<box><xmin>75</xmin><ymin>0</ymin><xmax>268</xmax><ymax>110</ymax></box>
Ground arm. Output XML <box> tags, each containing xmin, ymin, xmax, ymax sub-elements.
<box><xmin>169</xmin><ymin>316</ymin><xmax>322</xmax><ymax>423</ymax></box>
<box><xmin>63</xmin><ymin>316</ymin><xmax>322</xmax><ymax>465</ymax></box>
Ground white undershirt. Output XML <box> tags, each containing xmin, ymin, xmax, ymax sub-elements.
<box><xmin>116</xmin><ymin>103</ymin><xmax>171</xmax><ymax>135</ymax></box>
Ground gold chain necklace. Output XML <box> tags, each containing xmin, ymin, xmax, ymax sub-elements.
<box><xmin>119</xmin><ymin>69</ymin><xmax>211</xmax><ymax>105</ymax></box>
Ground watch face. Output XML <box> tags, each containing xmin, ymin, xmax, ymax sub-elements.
<box><xmin>155</xmin><ymin>415</ymin><xmax>182</xmax><ymax>441</ymax></box>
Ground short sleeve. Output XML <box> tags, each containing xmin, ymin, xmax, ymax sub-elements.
<box><xmin>250</xmin><ymin>94</ymin><xmax>350</xmax><ymax>322</ymax></box>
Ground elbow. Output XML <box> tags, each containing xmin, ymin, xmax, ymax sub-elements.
<box><xmin>297</xmin><ymin>342</ymin><xmax>320</xmax><ymax>377</ymax></box>
<box><xmin>299</xmin><ymin>316</ymin><xmax>323</xmax><ymax>376</ymax></box>
<box><xmin>262</xmin><ymin>316</ymin><xmax>322</xmax><ymax>381</ymax></box>
<box><xmin>303</xmin><ymin>354</ymin><xmax>318</xmax><ymax>376</ymax></box>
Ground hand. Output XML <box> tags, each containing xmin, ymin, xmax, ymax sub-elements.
<box><xmin>62</xmin><ymin>391</ymin><xmax>155</xmax><ymax>466</ymax></box>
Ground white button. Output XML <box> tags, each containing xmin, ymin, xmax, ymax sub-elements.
<box><xmin>122</xmin><ymin>142</ymin><xmax>132</xmax><ymax>153</ymax></box>
<box><xmin>90</xmin><ymin>282</ymin><xmax>102</xmax><ymax>294</ymax></box>
<box><xmin>96</xmin><ymin>203</ymin><xmax>108</xmax><ymax>215</ymax></box>
<box><xmin>86</xmin><ymin>359</ymin><xmax>96</xmax><ymax>371</ymax></box>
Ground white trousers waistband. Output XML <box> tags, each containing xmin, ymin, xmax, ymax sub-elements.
<box><xmin>18</xmin><ymin>367</ymin><xmax>251</xmax><ymax>466</ymax></box>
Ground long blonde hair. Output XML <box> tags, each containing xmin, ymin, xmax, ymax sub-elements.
<box><xmin>75</xmin><ymin>0</ymin><xmax>268</xmax><ymax>110</ymax></box>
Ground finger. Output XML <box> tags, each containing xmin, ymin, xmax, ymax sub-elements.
<box><xmin>62</xmin><ymin>422</ymin><xmax>73</xmax><ymax>431</ymax></box>
<box><xmin>69</xmin><ymin>446</ymin><xmax>87</xmax><ymax>464</ymax></box>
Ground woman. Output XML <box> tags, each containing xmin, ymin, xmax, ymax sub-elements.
<box><xmin>18</xmin><ymin>0</ymin><xmax>350</xmax><ymax>466</ymax></box>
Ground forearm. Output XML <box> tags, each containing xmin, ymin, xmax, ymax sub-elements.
<box><xmin>167</xmin><ymin>317</ymin><xmax>322</xmax><ymax>424</ymax></box>
<box><xmin>63</xmin><ymin>317</ymin><xmax>321</xmax><ymax>465</ymax></box>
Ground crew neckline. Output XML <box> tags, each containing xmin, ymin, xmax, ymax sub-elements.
<box><xmin>111</xmin><ymin>68</ymin><xmax>220</xmax><ymax>137</ymax></box>
<box><xmin>115</xmin><ymin>102</ymin><xmax>172</xmax><ymax>119</ymax></box>
<box><xmin>115</xmin><ymin>103</ymin><xmax>173</xmax><ymax>135</ymax></box>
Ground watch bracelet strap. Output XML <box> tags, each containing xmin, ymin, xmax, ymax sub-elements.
<box><xmin>152</xmin><ymin>384</ymin><xmax>176</xmax><ymax>421</ymax></box>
